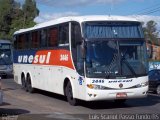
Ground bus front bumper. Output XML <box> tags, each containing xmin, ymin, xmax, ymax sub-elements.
<box><xmin>85</xmin><ymin>86</ymin><xmax>148</xmax><ymax>101</ymax></box>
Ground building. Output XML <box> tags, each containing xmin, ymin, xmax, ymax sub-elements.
<box><xmin>146</xmin><ymin>41</ymin><xmax>160</xmax><ymax>60</ymax></box>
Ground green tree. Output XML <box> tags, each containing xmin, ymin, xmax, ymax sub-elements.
<box><xmin>144</xmin><ymin>20</ymin><xmax>159</xmax><ymax>45</ymax></box>
<box><xmin>22</xmin><ymin>0</ymin><xmax>39</xmax><ymax>28</ymax></box>
<box><xmin>0</xmin><ymin>0</ymin><xmax>39</xmax><ymax>40</ymax></box>
<box><xmin>9</xmin><ymin>1</ymin><xmax>23</xmax><ymax>38</ymax></box>
<box><xmin>0</xmin><ymin>0</ymin><xmax>14</xmax><ymax>39</ymax></box>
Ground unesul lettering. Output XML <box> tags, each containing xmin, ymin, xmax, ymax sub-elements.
<box><xmin>18</xmin><ymin>52</ymin><xmax>51</xmax><ymax>64</ymax></box>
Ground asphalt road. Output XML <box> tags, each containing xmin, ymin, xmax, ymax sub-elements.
<box><xmin>0</xmin><ymin>78</ymin><xmax>160</xmax><ymax>120</ymax></box>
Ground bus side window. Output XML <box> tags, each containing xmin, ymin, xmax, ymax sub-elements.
<box><xmin>59</xmin><ymin>23</ymin><xmax>69</xmax><ymax>46</ymax></box>
<box><xmin>48</xmin><ymin>27</ymin><xmax>58</xmax><ymax>47</ymax></box>
<box><xmin>17</xmin><ymin>34</ymin><xmax>25</xmax><ymax>49</ymax></box>
<box><xmin>25</xmin><ymin>33</ymin><xmax>31</xmax><ymax>49</ymax></box>
<box><xmin>32</xmin><ymin>31</ymin><xmax>39</xmax><ymax>48</ymax></box>
<box><xmin>71</xmin><ymin>23</ymin><xmax>82</xmax><ymax>48</ymax></box>
<box><xmin>40</xmin><ymin>29</ymin><xmax>47</xmax><ymax>48</ymax></box>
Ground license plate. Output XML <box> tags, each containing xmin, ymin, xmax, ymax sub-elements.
<box><xmin>116</xmin><ymin>92</ymin><xmax>127</xmax><ymax>98</ymax></box>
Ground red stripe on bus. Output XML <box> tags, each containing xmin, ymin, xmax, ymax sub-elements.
<box><xmin>32</xmin><ymin>50</ymin><xmax>75</xmax><ymax>70</ymax></box>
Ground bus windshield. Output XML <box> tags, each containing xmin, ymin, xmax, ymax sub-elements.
<box><xmin>85</xmin><ymin>40</ymin><xmax>148</xmax><ymax>78</ymax></box>
<box><xmin>84</xmin><ymin>21</ymin><xmax>144</xmax><ymax>39</ymax></box>
<box><xmin>0</xmin><ymin>47</ymin><xmax>12</xmax><ymax>65</ymax></box>
<box><xmin>83</xmin><ymin>22</ymin><xmax>147</xmax><ymax>78</ymax></box>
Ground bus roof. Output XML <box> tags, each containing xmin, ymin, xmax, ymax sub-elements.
<box><xmin>14</xmin><ymin>15</ymin><xmax>139</xmax><ymax>35</ymax></box>
<box><xmin>0</xmin><ymin>40</ymin><xmax>11</xmax><ymax>44</ymax></box>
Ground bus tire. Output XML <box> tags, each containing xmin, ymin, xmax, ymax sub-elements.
<box><xmin>65</xmin><ymin>81</ymin><xmax>77</xmax><ymax>106</ymax></box>
<box><xmin>26</xmin><ymin>75</ymin><xmax>34</xmax><ymax>93</ymax></box>
<box><xmin>21</xmin><ymin>75</ymin><xmax>26</xmax><ymax>90</ymax></box>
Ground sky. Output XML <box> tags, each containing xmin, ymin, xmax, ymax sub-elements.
<box><xmin>17</xmin><ymin>0</ymin><xmax>160</xmax><ymax>33</ymax></box>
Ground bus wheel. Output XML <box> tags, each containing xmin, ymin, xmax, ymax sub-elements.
<box><xmin>65</xmin><ymin>81</ymin><xmax>77</xmax><ymax>106</ymax></box>
<box><xmin>26</xmin><ymin>75</ymin><xmax>34</xmax><ymax>93</ymax></box>
<box><xmin>21</xmin><ymin>75</ymin><xmax>26</xmax><ymax>90</ymax></box>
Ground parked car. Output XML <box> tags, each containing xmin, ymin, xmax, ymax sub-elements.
<box><xmin>148</xmin><ymin>69</ymin><xmax>160</xmax><ymax>94</ymax></box>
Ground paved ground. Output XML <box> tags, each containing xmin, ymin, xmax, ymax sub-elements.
<box><xmin>0</xmin><ymin>78</ymin><xmax>160</xmax><ymax>120</ymax></box>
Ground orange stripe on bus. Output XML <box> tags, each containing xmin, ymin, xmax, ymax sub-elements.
<box><xmin>32</xmin><ymin>50</ymin><xmax>75</xmax><ymax>70</ymax></box>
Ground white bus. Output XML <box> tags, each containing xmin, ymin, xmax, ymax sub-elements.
<box><xmin>13</xmin><ymin>16</ymin><xmax>148</xmax><ymax>105</ymax></box>
<box><xmin>0</xmin><ymin>40</ymin><xmax>13</xmax><ymax>78</ymax></box>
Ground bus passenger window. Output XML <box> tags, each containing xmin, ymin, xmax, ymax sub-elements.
<box><xmin>48</xmin><ymin>28</ymin><xmax>58</xmax><ymax>47</ymax></box>
<box><xmin>25</xmin><ymin>33</ymin><xmax>31</xmax><ymax>49</ymax></box>
<box><xmin>59</xmin><ymin>24</ymin><xmax>69</xmax><ymax>46</ymax></box>
<box><xmin>32</xmin><ymin>31</ymin><xmax>39</xmax><ymax>48</ymax></box>
<box><xmin>17</xmin><ymin>34</ymin><xmax>25</xmax><ymax>49</ymax></box>
<box><xmin>40</xmin><ymin>29</ymin><xmax>47</xmax><ymax>48</ymax></box>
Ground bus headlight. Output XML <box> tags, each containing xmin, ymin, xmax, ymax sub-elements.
<box><xmin>87</xmin><ymin>84</ymin><xmax>106</xmax><ymax>90</ymax></box>
<box><xmin>135</xmin><ymin>81</ymin><xmax>148</xmax><ymax>88</ymax></box>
